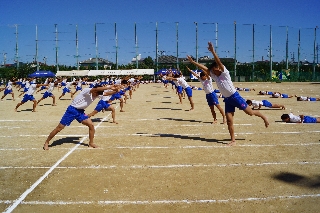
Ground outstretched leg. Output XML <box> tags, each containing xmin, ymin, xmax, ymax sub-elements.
<box><xmin>43</xmin><ymin>123</ymin><xmax>66</xmax><ymax>150</ymax></box>
<box><xmin>243</xmin><ymin>106</ymin><xmax>269</xmax><ymax>127</ymax></box>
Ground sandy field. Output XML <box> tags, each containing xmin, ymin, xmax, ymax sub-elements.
<box><xmin>0</xmin><ymin>81</ymin><xmax>319</xmax><ymax>213</ymax></box>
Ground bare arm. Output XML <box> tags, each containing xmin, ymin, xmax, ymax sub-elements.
<box><xmin>207</xmin><ymin>42</ymin><xmax>224</xmax><ymax>72</ymax></box>
<box><xmin>186</xmin><ymin>55</ymin><xmax>209</xmax><ymax>72</ymax></box>
<box><xmin>186</xmin><ymin>66</ymin><xmax>199</xmax><ymax>79</ymax></box>
<box><xmin>299</xmin><ymin>115</ymin><xmax>304</xmax><ymax>123</ymax></box>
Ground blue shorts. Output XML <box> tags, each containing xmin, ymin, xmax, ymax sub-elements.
<box><xmin>76</xmin><ymin>86</ymin><xmax>82</xmax><ymax>91</ymax></box>
<box><xmin>184</xmin><ymin>87</ymin><xmax>192</xmax><ymax>97</ymax></box>
<box><xmin>21</xmin><ymin>84</ymin><xmax>25</xmax><ymax>88</ymax></box>
<box><xmin>177</xmin><ymin>86</ymin><xmax>183</xmax><ymax>94</ymax></box>
<box><xmin>23</xmin><ymin>87</ymin><xmax>29</xmax><ymax>93</ymax></box>
<box><xmin>4</xmin><ymin>89</ymin><xmax>12</xmax><ymax>95</ymax></box>
<box><xmin>281</xmin><ymin>94</ymin><xmax>289</xmax><ymax>98</ymax></box>
<box><xmin>110</xmin><ymin>93</ymin><xmax>122</xmax><ymax>101</ymax></box>
<box><xmin>214</xmin><ymin>89</ymin><xmax>220</xmax><ymax>93</ymax></box>
<box><xmin>244</xmin><ymin>88</ymin><xmax>250</xmax><ymax>91</ymax></box>
<box><xmin>206</xmin><ymin>92</ymin><xmax>219</xmax><ymax>106</ymax></box>
<box><xmin>60</xmin><ymin>105</ymin><xmax>89</xmax><ymax>126</ymax></box>
<box><xmin>61</xmin><ymin>82</ymin><xmax>67</xmax><ymax>86</ymax></box>
<box><xmin>262</xmin><ymin>100</ymin><xmax>272</xmax><ymax>107</ymax></box>
<box><xmin>22</xmin><ymin>94</ymin><xmax>35</xmax><ymax>103</ymax></box>
<box><xmin>309</xmin><ymin>97</ymin><xmax>316</xmax><ymax>101</ymax></box>
<box><xmin>94</xmin><ymin>100</ymin><xmax>111</xmax><ymax>112</ymax></box>
<box><xmin>62</xmin><ymin>87</ymin><xmax>71</xmax><ymax>94</ymax></box>
<box><xmin>267</xmin><ymin>91</ymin><xmax>273</xmax><ymax>95</ymax></box>
<box><xmin>303</xmin><ymin>116</ymin><xmax>317</xmax><ymax>123</ymax></box>
<box><xmin>223</xmin><ymin>91</ymin><xmax>248</xmax><ymax>113</ymax></box>
<box><xmin>43</xmin><ymin>91</ymin><xmax>53</xmax><ymax>99</ymax></box>
<box><xmin>40</xmin><ymin>86</ymin><xmax>46</xmax><ymax>90</ymax></box>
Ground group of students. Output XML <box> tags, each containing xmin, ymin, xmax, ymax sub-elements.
<box><xmin>161</xmin><ymin>42</ymin><xmax>320</xmax><ymax>146</ymax></box>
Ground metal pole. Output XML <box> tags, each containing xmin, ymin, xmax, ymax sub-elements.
<box><xmin>36</xmin><ymin>24</ymin><xmax>39</xmax><ymax>71</ymax></box>
<box><xmin>55</xmin><ymin>24</ymin><xmax>59</xmax><ymax>71</ymax></box>
<box><xmin>269</xmin><ymin>25</ymin><xmax>272</xmax><ymax>80</ymax></box>
<box><xmin>195</xmin><ymin>22</ymin><xmax>198</xmax><ymax>64</ymax></box>
<box><xmin>313</xmin><ymin>27</ymin><xmax>317</xmax><ymax>81</ymax></box>
<box><xmin>95</xmin><ymin>23</ymin><xmax>98</xmax><ymax>70</ymax></box>
<box><xmin>234</xmin><ymin>21</ymin><xmax>237</xmax><ymax>79</ymax></box>
<box><xmin>251</xmin><ymin>24</ymin><xmax>255</xmax><ymax>81</ymax></box>
<box><xmin>215</xmin><ymin>23</ymin><xmax>218</xmax><ymax>55</ymax></box>
<box><xmin>135</xmin><ymin>22</ymin><xmax>138</xmax><ymax>69</ymax></box>
<box><xmin>76</xmin><ymin>24</ymin><xmax>79</xmax><ymax>70</ymax></box>
<box><xmin>15</xmin><ymin>24</ymin><xmax>19</xmax><ymax>70</ymax></box>
<box><xmin>297</xmin><ymin>29</ymin><xmax>301</xmax><ymax>77</ymax></box>
<box><xmin>156</xmin><ymin>22</ymin><xmax>158</xmax><ymax>73</ymax></box>
<box><xmin>115</xmin><ymin>23</ymin><xmax>118</xmax><ymax>69</ymax></box>
<box><xmin>176</xmin><ymin>22</ymin><xmax>179</xmax><ymax>70</ymax></box>
<box><xmin>285</xmin><ymin>26</ymin><xmax>289</xmax><ymax>70</ymax></box>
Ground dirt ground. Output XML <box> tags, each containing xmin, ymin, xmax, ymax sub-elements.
<box><xmin>0</xmin><ymin>81</ymin><xmax>319</xmax><ymax>213</ymax></box>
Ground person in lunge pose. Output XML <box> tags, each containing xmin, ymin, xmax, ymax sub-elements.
<box><xmin>187</xmin><ymin>41</ymin><xmax>269</xmax><ymax>146</ymax></box>
<box><xmin>43</xmin><ymin>85</ymin><xmax>119</xmax><ymax>150</ymax></box>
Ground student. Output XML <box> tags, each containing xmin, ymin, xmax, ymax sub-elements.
<box><xmin>87</xmin><ymin>88</ymin><xmax>118</xmax><ymax>124</ymax></box>
<box><xmin>246</xmin><ymin>99</ymin><xmax>285</xmax><ymax>110</ymax></box>
<box><xmin>37</xmin><ymin>78</ymin><xmax>59</xmax><ymax>106</ymax></box>
<box><xmin>271</xmin><ymin>92</ymin><xmax>293</xmax><ymax>98</ymax></box>
<box><xmin>1</xmin><ymin>80</ymin><xmax>15</xmax><ymax>101</ymax></box>
<box><xmin>235</xmin><ymin>87</ymin><xmax>255</xmax><ymax>91</ymax></box>
<box><xmin>58</xmin><ymin>79</ymin><xmax>74</xmax><ymax>100</ymax></box>
<box><xmin>43</xmin><ymin>85</ymin><xmax>119</xmax><ymax>150</ymax></box>
<box><xmin>71</xmin><ymin>77</ymin><xmax>86</xmax><ymax>97</ymax></box>
<box><xmin>187</xmin><ymin>67</ymin><xmax>226</xmax><ymax>123</ymax></box>
<box><xmin>281</xmin><ymin>113</ymin><xmax>320</xmax><ymax>123</ymax></box>
<box><xmin>258</xmin><ymin>91</ymin><xmax>274</xmax><ymax>95</ymax></box>
<box><xmin>36</xmin><ymin>78</ymin><xmax>49</xmax><ymax>93</ymax></box>
<box><xmin>166</xmin><ymin>73</ymin><xmax>194</xmax><ymax>111</ymax></box>
<box><xmin>296</xmin><ymin>96</ymin><xmax>320</xmax><ymax>101</ymax></box>
<box><xmin>15</xmin><ymin>82</ymin><xmax>48</xmax><ymax>112</ymax></box>
<box><xmin>187</xmin><ymin>41</ymin><xmax>269</xmax><ymax>146</ymax></box>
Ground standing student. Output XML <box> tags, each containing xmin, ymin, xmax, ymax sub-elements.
<box><xmin>58</xmin><ymin>79</ymin><xmax>74</xmax><ymax>100</ymax></box>
<box><xmin>43</xmin><ymin>85</ymin><xmax>119</xmax><ymax>150</ymax></box>
<box><xmin>167</xmin><ymin>73</ymin><xmax>194</xmax><ymax>111</ymax></box>
<box><xmin>187</xmin><ymin>67</ymin><xmax>226</xmax><ymax>123</ymax></box>
<box><xmin>15</xmin><ymin>82</ymin><xmax>48</xmax><ymax>112</ymax></box>
<box><xmin>187</xmin><ymin>42</ymin><xmax>269</xmax><ymax>146</ymax></box>
<box><xmin>1</xmin><ymin>80</ymin><xmax>15</xmax><ymax>101</ymax></box>
<box><xmin>37</xmin><ymin>78</ymin><xmax>59</xmax><ymax>106</ymax></box>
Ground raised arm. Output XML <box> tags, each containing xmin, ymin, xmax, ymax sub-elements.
<box><xmin>186</xmin><ymin>66</ymin><xmax>199</xmax><ymax>79</ymax></box>
<box><xmin>186</xmin><ymin>55</ymin><xmax>207</xmax><ymax>70</ymax></box>
<box><xmin>207</xmin><ymin>41</ymin><xmax>224</xmax><ymax>71</ymax></box>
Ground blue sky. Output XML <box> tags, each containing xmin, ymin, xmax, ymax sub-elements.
<box><xmin>1</xmin><ymin>0</ymin><xmax>319</xmax><ymax>67</ymax></box>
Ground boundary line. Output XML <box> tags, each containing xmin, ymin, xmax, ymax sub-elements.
<box><xmin>3</xmin><ymin>109</ymin><xmax>115</xmax><ymax>213</ymax></box>
<box><xmin>1</xmin><ymin>193</ymin><xmax>320</xmax><ymax>205</ymax></box>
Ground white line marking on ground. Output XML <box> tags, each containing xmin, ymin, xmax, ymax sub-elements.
<box><xmin>3</xmin><ymin>109</ymin><xmax>115</xmax><ymax>213</ymax></box>
<box><xmin>1</xmin><ymin>193</ymin><xmax>320</xmax><ymax>205</ymax></box>
<box><xmin>1</xmin><ymin>161</ymin><xmax>320</xmax><ymax>170</ymax></box>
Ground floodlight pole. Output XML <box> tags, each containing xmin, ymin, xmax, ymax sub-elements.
<box><xmin>234</xmin><ymin>21</ymin><xmax>237</xmax><ymax>79</ymax></box>
<box><xmin>135</xmin><ymin>22</ymin><xmax>138</xmax><ymax>69</ymax></box>
<box><xmin>55</xmin><ymin>24</ymin><xmax>59</xmax><ymax>71</ymax></box>
<box><xmin>313</xmin><ymin>26</ymin><xmax>318</xmax><ymax>81</ymax></box>
<box><xmin>115</xmin><ymin>22</ymin><xmax>118</xmax><ymax>69</ymax></box>
<box><xmin>269</xmin><ymin>25</ymin><xmax>273</xmax><ymax>80</ymax></box>
<box><xmin>76</xmin><ymin>24</ymin><xmax>79</xmax><ymax>70</ymax></box>
<box><xmin>14</xmin><ymin>24</ymin><xmax>19</xmax><ymax>70</ymax></box>
<box><xmin>176</xmin><ymin>22</ymin><xmax>179</xmax><ymax>70</ymax></box>
<box><xmin>297</xmin><ymin>29</ymin><xmax>301</xmax><ymax>76</ymax></box>
<box><xmin>156</xmin><ymin>22</ymin><xmax>158</xmax><ymax>72</ymax></box>
<box><xmin>95</xmin><ymin>23</ymin><xmax>98</xmax><ymax>70</ymax></box>
<box><xmin>36</xmin><ymin>24</ymin><xmax>39</xmax><ymax>71</ymax></box>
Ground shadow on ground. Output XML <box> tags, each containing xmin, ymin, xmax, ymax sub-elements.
<box><xmin>141</xmin><ymin>133</ymin><xmax>244</xmax><ymax>145</ymax></box>
<box><xmin>49</xmin><ymin>136</ymin><xmax>88</xmax><ymax>148</ymax></box>
<box><xmin>272</xmin><ymin>172</ymin><xmax>320</xmax><ymax>188</ymax></box>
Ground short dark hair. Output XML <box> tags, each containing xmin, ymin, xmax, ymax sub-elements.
<box><xmin>281</xmin><ymin>114</ymin><xmax>290</xmax><ymax>120</ymax></box>
<box><xmin>246</xmin><ymin>100</ymin><xmax>252</xmax><ymax>105</ymax></box>
<box><xmin>208</xmin><ymin>61</ymin><xmax>218</xmax><ymax>71</ymax></box>
<box><xmin>121</xmin><ymin>79</ymin><xmax>128</xmax><ymax>85</ymax></box>
<box><xmin>199</xmin><ymin>72</ymin><xmax>206</xmax><ymax>77</ymax></box>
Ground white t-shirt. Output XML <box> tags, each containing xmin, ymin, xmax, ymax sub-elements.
<box><xmin>289</xmin><ymin>113</ymin><xmax>301</xmax><ymax>123</ymax></box>
<box><xmin>299</xmin><ymin>96</ymin><xmax>308</xmax><ymax>101</ymax></box>
<box><xmin>199</xmin><ymin>76</ymin><xmax>214</xmax><ymax>94</ymax></box>
<box><xmin>47</xmin><ymin>82</ymin><xmax>55</xmax><ymax>93</ymax></box>
<box><xmin>251</xmin><ymin>100</ymin><xmax>262</xmax><ymax>108</ymax></box>
<box><xmin>71</xmin><ymin>88</ymin><xmax>95</xmax><ymax>109</ymax></box>
<box><xmin>210</xmin><ymin>66</ymin><xmax>237</xmax><ymax>98</ymax></box>
<box><xmin>177</xmin><ymin>77</ymin><xmax>190</xmax><ymax>89</ymax></box>
<box><xmin>26</xmin><ymin>84</ymin><xmax>37</xmax><ymax>95</ymax></box>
